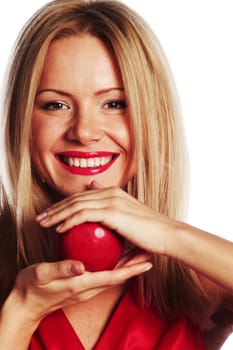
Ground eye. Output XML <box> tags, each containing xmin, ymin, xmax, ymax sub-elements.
<box><xmin>103</xmin><ymin>100</ymin><xmax>127</xmax><ymax>110</ymax></box>
<box><xmin>42</xmin><ymin>101</ymin><xmax>70</xmax><ymax>111</ymax></box>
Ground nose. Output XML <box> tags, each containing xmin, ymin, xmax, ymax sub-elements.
<box><xmin>66</xmin><ymin>112</ymin><xmax>104</xmax><ymax>145</ymax></box>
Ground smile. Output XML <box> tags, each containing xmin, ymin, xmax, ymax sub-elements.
<box><xmin>56</xmin><ymin>151</ymin><xmax>119</xmax><ymax>176</ymax></box>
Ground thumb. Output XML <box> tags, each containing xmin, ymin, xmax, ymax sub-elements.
<box><xmin>34</xmin><ymin>261</ymin><xmax>86</xmax><ymax>285</ymax></box>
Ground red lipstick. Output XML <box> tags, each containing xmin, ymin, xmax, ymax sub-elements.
<box><xmin>56</xmin><ymin>151</ymin><xmax>119</xmax><ymax>176</ymax></box>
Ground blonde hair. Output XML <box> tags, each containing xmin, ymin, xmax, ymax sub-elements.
<box><xmin>0</xmin><ymin>0</ymin><xmax>207</xmax><ymax>320</ymax></box>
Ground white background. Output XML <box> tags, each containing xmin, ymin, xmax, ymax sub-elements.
<box><xmin>0</xmin><ymin>1</ymin><xmax>232</xmax><ymax>348</ymax></box>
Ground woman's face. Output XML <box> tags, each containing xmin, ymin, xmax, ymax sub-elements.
<box><xmin>31</xmin><ymin>34</ymin><xmax>136</xmax><ymax>196</ymax></box>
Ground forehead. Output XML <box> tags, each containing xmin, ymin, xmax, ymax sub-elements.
<box><xmin>38</xmin><ymin>34</ymin><xmax>123</xmax><ymax>91</ymax></box>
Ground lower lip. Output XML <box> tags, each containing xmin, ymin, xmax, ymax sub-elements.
<box><xmin>56</xmin><ymin>154</ymin><xmax>119</xmax><ymax>176</ymax></box>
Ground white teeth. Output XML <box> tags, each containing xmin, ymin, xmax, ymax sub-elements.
<box><xmin>74</xmin><ymin>158</ymin><xmax>79</xmax><ymax>167</ymax></box>
<box><xmin>102</xmin><ymin>155</ymin><xmax>112</xmax><ymax>165</ymax></box>
<box><xmin>94</xmin><ymin>157</ymin><xmax>101</xmax><ymax>166</ymax></box>
<box><xmin>63</xmin><ymin>155</ymin><xmax>113</xmax><ymax>168</ymax></box>
<box><xmin>80</xmin><ymin>158</ymin><xmax>87</xmax><ymax>168</ymax></box>
<box><xmin>87</xmin><ymin>158</ymin><xmax>94</xmax><ymax>167</ymax></box>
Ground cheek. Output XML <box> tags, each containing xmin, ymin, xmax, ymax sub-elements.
<box><xmin>31</xmin><ymin>116</ymin><xmax>62</xmax><ymax>151</ymax></box>
<box><xmin>116</xmin><ymin>122</ymin><xmax>136</xmax><ymax>173</ymax></box>
<box><xmin>30</xmin><ymin>119</ymin><xmax>55</xmax><ymax>166</ymax></box>
<box><xmin>123</xmin><ymin>122</ymin><xmax>136</xmax><ymax>174</ymax></box>
<box><xmin>112</xmin><ymin>119</ymin><xmax>133</xmax><ymax>152</ymax></box>
<box><xmin>31</xmin><ymin>125</ymin><xmax>47</xmax><ymax>158</ymax></box>
<box><xmin>124</xmin><ymin>126</ymin><xmax>135</xmax><ymax>161</ymax></box>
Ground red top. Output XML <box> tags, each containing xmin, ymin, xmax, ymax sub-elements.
<box><xmin>29</xmin><ymin>288</ymin><xmax>207</xmax><ymax>349</ymax></box>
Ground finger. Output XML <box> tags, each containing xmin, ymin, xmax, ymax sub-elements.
<box><xmin>114</xmin><ymin>247</ymin><xmax>144</xmax><ymax>266</ymax></box>
<box><xmin>55</xmin><ymin>207</ymin><xmax>114</xmax><ymax>232</ymax></box>
<box><xmin>70</xmin><ymin>286</ymin><xmax>109</xmax><ymax>303</ymax></box>
<box><xmin>37</xmin><ymin>199</ymin><xmax>108</xmax><ymax>228</ymax></box>
<box><xmin>71</xmin><ymin>261</ymin><xmax>153</xmax><ymax>292</ymax></box>
<box><xmin>38</xmin><ymin>186</ymin><xmax>124</xmax><ymax>221</ymax></box>
<box><xmin>44</xmin><ymin>187</ymin><xmax>111</xmax><ymax>215</ymax></box>
<box><xmin>36</xmin><ymin>186</ymin><xmax>127</xmax><ymax>228</ymax></box>
<box><xmin>36</xmin><ymin>188</ymin><xmax>118</xmax><ymax>227</ymax></box>
<box><xmin>35</xmin><ymin>193</ymin><xmax>91</xmax><ymax>222</ymax></box>
<box><xmin>116</xmin><ymin>250</ymin><xmax>152</xmax><ymax>268</ymax></box>
<box><xmin>32</xmin><ymin>260</ymin><xmax>85</xmax><ymax>285</ymax></box>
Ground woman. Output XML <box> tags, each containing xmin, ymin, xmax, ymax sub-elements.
<box><xmin>0</xmin><ymin>1</ymin><xmax>232</xmax><ymax>349</ymax></box>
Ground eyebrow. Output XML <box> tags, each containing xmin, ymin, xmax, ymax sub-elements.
<box><xmin>36</xmin><ymin>89</ymin><xmax>72</xmax><ymax>97</ymax></box>
<box><xmin>36</xmin><ymin>87</ymin><xmax>125</xmax><ymax>97</ymax></box>
<box><xmin>94</xmin><ymin>87</ymin><xmax>124</xmax><ymax>96</ymax></box>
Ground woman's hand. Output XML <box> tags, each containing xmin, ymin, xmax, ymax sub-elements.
<box><xmin>36</xmin><ymin>181</ymin><xmax>175</xmax><ymax>255</ymax></box>
<box><xmin>7</xmin><ymin>251</ymin><xmax>152</xmax><ymax>324</ymax></box>
<box><xmin>0</xmin><ymin>251</ymin><xmax>151</xmax><ymax>349</ymax></box>
<box><xmin>36</xmin><ymin>182</ymin><xmax>233</xmax><ymax>295</ymax></box>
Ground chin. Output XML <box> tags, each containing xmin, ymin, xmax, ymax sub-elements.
<box><xmin>43</xmin><ymin>171</ymin><xmax>130</xmax><ymax>197</ymax></box>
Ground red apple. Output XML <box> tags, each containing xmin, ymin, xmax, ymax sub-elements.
<box><xmin>59</xmin><ymin>223</ymin><xmax>124</xmax><ymax>272</ymax></box>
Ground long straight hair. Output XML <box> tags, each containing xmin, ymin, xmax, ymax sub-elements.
<box><xmin>0</xmin><ymin>0</ymin><xmax>208</xmax><ymax>322</ymax></box>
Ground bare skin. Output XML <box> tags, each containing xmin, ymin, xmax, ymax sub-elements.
<box><xmin>0</xmin><ymin>251</ymin><xmax>152</xmax><ymax>350</ymax></box>
<box><xmin>1</xmin><ymin>34</ymin><xmax>232</xmax><ymax>349</ymax></box>
<box><xmin>35</xmin><ymin>181</ymin><xmax>233</xmax><ymax>349</ymax></box>
<box><xmin>37</xmin><ymin>182</ymin><xmax>233</xmax><ymax>294</ymax></box>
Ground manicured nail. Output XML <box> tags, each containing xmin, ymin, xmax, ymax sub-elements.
<box><xmin>36</xmin><ymin>212</ymin><xmax>48</xmax><ymax>222</ymax></box>
<box><xmin>70</xmin><ymin>263</ymin><xmax>85</xmax><ymax>275</ymax></box>
<box><xmin>56</xmin><ymin>224</ymin><xmax>64</xmax><ymax>232</ymax></box>
<box><xmin>141</xmin><ymin>263</ymin><xmax>153</xmax><ymax>272</ymax></box>
<box><xmin>40</xmin><ymin>218</ymin><xmax>50</xmax><ymax>226</ymax></box>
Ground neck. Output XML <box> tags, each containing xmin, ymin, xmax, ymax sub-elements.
<box><xmin>63</xmin><ymin>284</ymin><xmax>126</xmax><ymax>349</ymax></box>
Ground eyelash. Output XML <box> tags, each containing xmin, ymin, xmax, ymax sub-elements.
<box><xmin>103</xmin><ymin>100</ymin><xmax>127</xmax><ymax>110</ymax></box>
<box><xmin>42</xmin><ymin>101</ymin><xmax>70</xmax><ymax>110</ymax></box>
<box><xmin>41</xmin><ymin>100</ymin><xmax>127</xmax><ymax>112</ymax></box>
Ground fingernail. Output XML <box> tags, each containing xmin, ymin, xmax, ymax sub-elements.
<box><xmin>70</xmin><ymin>263</ymin><xmax>85</xmax><ymax>275</ymax></box>
<box><xmin>56</xmin><ymin>224</ymin><xmax>64</xmax><ymax>232</ymax></box>
<box><xmin>141</xmin><ymin>263</ymin><xmax>153</xmax><ymax>272</ymax></box>
<box><xmin>36</xmin><ymin>212</ymin><xmax>48</xmax><ymax>222</ymax></box>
